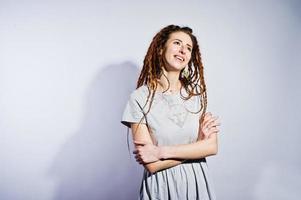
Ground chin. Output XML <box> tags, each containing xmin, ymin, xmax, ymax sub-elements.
<box><xmin>166</xmin><ymin>63</ymin><xmax>186</xmax><ymax>72</ymax></box>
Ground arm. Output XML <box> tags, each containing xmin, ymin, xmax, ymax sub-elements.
<box><xmin>131</xmin><ymin>123</ymin><xmax>184</xmax><ymax>173</ymax></box>
<box><xmin>160</xmin><ymin>133</ymin><xmax>218</xmax><ymax>160</ymax></box>
<box><xmin>160</xmin><ymin>112</ymin><xmax>219</xmax><ymax>159</ymax></box>
<box><xmin>134</xmin><ymin>113</ymin><xmax>220</xmax><ymax>164</ymax></box>
<box><xmin>144</xmin><ymin>159</ymin><xmax>184</xmax><ymax>174</ymax></box>
<box><xmin>135</xmin><ymin>133</ymin><xmax>218</xmax><ymax>162</ymax></box>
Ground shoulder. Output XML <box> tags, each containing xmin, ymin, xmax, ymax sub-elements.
<box><xmin>130</xmin><ymin>85</ymin><xmax>150</xmax><ymax>100</ymax></box>
<box><xmin>126</xmin><ymin>85</ymin><xmax>151</xmax><ymax>111</ymax></box>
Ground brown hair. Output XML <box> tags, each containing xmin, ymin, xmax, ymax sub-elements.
<box><xmin>137</xmin><ymin>24</ymin><xmax>207</xmax><ymax>122</ymax></box>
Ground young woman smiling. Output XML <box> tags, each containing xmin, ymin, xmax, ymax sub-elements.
<box><xmin>121</xmin><ymin>24</ymin><xmax>220</xmax><ymax>200</ymax></box>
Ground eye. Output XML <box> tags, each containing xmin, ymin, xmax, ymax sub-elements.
<box><xmin>173</xmin><ymin>41</ymin><xmax>181</xmax><ymax>45</ymax></box>
<box><xmin>187</xmin><ymin>47</ymin><xmax>192</xmax><ymax>52</ymax></box>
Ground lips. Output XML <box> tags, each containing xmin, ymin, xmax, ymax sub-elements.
<box><xmin>174</xmin><ymin>55</ymin><xmax>185</xmax><ymax>62</ymax></box>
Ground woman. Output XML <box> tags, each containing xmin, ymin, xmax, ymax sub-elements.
<box><xmin>121</xmin><ymin>25</ymin><xmax>220</xmax><ymax>200</ymax></box>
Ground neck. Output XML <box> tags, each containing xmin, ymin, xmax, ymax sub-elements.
<box><xmin>157</xmin><ymin>70</ymin><xmax>181</xmax><ymax>92</ymax></box>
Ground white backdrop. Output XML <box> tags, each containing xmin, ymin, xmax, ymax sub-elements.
<box><xmin>1</xmin><ymin>0</ymin><xmax>300</xmax><ymax>199</ymax></box>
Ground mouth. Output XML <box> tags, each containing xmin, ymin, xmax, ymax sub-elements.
<box><xmin>174</xmin><ymin>55</ymin><xmax>185</xmax><ymax>62</ymax></box>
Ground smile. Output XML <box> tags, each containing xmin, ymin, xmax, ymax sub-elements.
<box><xmin>175</xmin><ymin>55</ymin><xmax>185</xmax><ymax>62</ymax></box>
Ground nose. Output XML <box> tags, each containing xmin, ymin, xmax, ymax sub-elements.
<box><xmin>179</xmin><ymin>45</ymin><xmax>185</xmax><ymax>55</ymax></box>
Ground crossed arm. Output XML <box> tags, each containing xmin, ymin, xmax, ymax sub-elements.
<box><xmin>131</xmin><ymin>112</ymin><xmax>220</xmax><ymax>173</ymax></box>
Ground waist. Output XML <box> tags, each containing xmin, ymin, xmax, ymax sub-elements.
<box><xmin>182</xmin><ymin>158</ymin><xmax>206</xmax><ymax>164</ymax></box>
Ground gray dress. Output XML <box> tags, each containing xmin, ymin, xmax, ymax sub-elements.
<box><xmin>121</xmin><ymin>85</ymin><xmax>216</xmax><ymax>200</ymax></box>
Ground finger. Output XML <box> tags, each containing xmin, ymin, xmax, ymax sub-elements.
<box><xmin>202</xmin><ymin>114</ymin><xmax>217</xmax><ymax>126</ymax></box>
<box><xmin>135</xmin><ymin>155</ymin><xmax>143</xmax><ymax>163</ymax></box>
<box><xmin>204</xmin><ymin>112</ymin><xmax>212</xmax><ymax>119</ymax></box>
<box><xmin>210</xmin><ymin>127</ymin><xmax>220</xmax><ymax>133</ymax></box>
<box><xmin>206</xmin><ymin>112</ymin><xmax>212</xmax><ymax>116</ymax></box>
<box><xmin>135</xmin><ymin>155</ymin><xmax>141</xmax><ymax>161</ymax></box>
<box><xmin>209</xmin><ymin>121</ymin><xmax>221</xmax><ymax>127</ymax></box>
<box><xmin>135</xmin><ymin>156</ymin><xmax>140</xmax><ymax>162</ymax></box>
<box><xmin>204</xmin><ymin>116</ymin><xmax>218</xmax><ymax>128</ymax></box>
<box><xmin>204</xmin><ymin>127</ymin><xmax>217</xmax><ymax>135</ymax></box>
<box><xmin>203</xmin><ymin>112</ymin><xmax>212</xmax><ymax>122</ymax></box>
<box><xmin>211</xmin><ymin>116</ymin><xmax>220</xmax><ymax>124</ymax></box>
<box><xmin>200</xmin><ymin>112</ymin><xmax>211</xmax><ymax>124</ymax></box>
<box><xmin>137</xmin><ymin>159</ymin><xmax>144</xmax><ymax>165</ymax></box>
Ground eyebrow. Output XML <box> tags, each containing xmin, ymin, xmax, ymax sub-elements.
<box><xmin>174</xmin><ymin>39</ymin><xmax>193</xmax><ymax>48</ymax></box>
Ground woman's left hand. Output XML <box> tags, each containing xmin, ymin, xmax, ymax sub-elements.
<box><xmin>200</xmin><ymin>112</ymin><xmax>221</xmax><ymax>140</ymax></box>
<box><xmin>133</xmin><ymin>141</ymin><xmax>162</xmax><ymax>164</ymax></box>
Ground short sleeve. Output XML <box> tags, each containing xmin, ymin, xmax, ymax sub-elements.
<box><xmin>121</xmin><ymin>93</ymin><xmax>147</xmax><ymax>128</ymax></box>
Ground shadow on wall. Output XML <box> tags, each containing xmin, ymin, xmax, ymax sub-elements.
<box><xmin>49</xmin><ymin>62</ymin><xmax>142</xmax><ymax>200</ymax></box>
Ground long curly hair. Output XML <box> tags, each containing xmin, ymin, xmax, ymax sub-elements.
<box><xmin>137</xmin><ymin>24</ymin><xmax>207</xmax><ymax>121</ymax></box>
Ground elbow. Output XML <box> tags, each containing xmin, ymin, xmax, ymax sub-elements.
<box><xmin>145</xmin><ymin>164</ymin><xmax>158</xmax><ymax>174</ymax></box>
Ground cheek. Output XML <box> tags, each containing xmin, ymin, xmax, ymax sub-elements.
<box><xmin>168</xmin><ymin>45</ymin><xmax>179</xmax><ymax>54</ymax></box>
<box><xmin>186</xmin><ymin>54</ymin><xmax>192</xmax><ymax>63</ymax></box>
<box><xmin>165</xmin><ymin>48</ymin><xmax>176</xmax><ymax>59</ymax></box>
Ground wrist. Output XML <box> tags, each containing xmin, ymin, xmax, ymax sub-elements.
<box><xmin>158</xmin><ymin>146</ymin><xmax>169</xmax><ymax>160</ymax></box>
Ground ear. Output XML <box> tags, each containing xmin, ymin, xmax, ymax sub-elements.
<box><xmin>159</xmin><ymin>48</ymin><xmax>163</xmax><ymax>55</ymax></box>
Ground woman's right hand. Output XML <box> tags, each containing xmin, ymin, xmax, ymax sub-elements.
<box><xmin>133</xmin><ymin>141</ymin><xmax>162</xmax><ymax>164</ymax></box>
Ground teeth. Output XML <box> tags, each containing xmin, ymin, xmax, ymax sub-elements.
<box><xmin>175</xmin><ymin>55</ymin><xmax>184</xmax><ymax>61</ymax></box>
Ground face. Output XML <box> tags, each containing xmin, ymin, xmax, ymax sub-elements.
<box><xmin>161</xmin><ymin>31</ymin><xmax>193</xmax><ymax>72</ymax></box>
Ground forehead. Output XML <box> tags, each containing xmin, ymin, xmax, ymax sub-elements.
<box><xmin>168</xmin><ymin>31</ymin><xmax>193</xmax><ymax>46</ymax></box>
